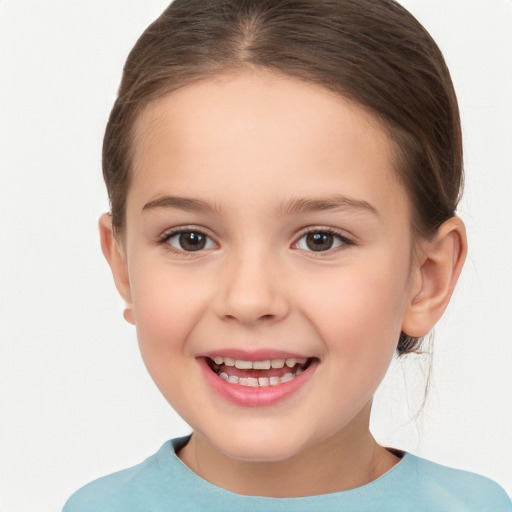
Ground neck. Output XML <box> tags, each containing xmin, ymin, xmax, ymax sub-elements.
<box><xmin>178</xmin><ymin>404</ymin><xmax>401</xmax><ymax>497</ymax></box>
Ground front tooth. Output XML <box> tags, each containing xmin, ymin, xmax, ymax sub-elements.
<box><xmin>224</xmin><ymin>357</ymin><xmax>235</xmax><ymax>367</ymax></box>
<box><xmin>239</xmin><ymin>377</ymin><xmax>250</xmax><ymax>386</ymax></box>
<box><xmin>271</xmin><ymin>359</ymin><xmax>285</xmax><ymax>369</ymax></box>
<box><xmin>235</xmin><ymin>360</ymin><xmax>253</xmax><ymax>369</ymax></box>
<box><xmin>253</xmin><ymin>360</ymin><xmax>271</xmax><ymax>370</ymax></box>
<box><xmin>281</xmin><ymin>373</ymin><xmax>294</xmax><ymax>383</ymax></box>
<box><xmin>214</xmin><ymin>356</ymin><xmax>224</xmax><ymax>365</ymax></box>
<box><xmin>285</xmin><ymin>358</ymin><xmax>297</xmax><ymax>368</ymax></box>
<box><xmin>247</xmin><ymin>377</ymin><xmax>258</xmax><ymax>387</ymax></box>
<box><xmin>258</xmin><ymin>377</ymin><xmax>270</xmax><ymax>387</ymax></box>
<box><xmin>269</xmin><ymin>376</ymin><xmax>281</xmax><ymax>386</ymax></box>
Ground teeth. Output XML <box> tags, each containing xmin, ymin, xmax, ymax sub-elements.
<box><xmin>253</xmin><ymin>360</ymin><xmax>271</xmax><ymax>370</ymax></box>
<box><xmin>218</xmin><ymin>370</ymin><xmax>306</xmax><ymax>387</ymax></box>
<box><xmin>211</xmin><ymin>357</ymin><xmax>307</xmax><ymax>370</ymax></box>
<box><xmin>247</xmin><ymin>377</ymin><xmax>259</xmax><ymax>387</ymax></box>
<box><xmin>237</xmin><ymin>377</ymin><xmax>259</xmax><ymax>387</ymax></box>
<box><xmin>234</xmin><ymin>360</ymin><xmax>252</xmax><ymax>369</ymax></box>
<box><xmin>211</xmin><ymin>355</ymin><xmax>310</xmax><ymax>387</ymax></box>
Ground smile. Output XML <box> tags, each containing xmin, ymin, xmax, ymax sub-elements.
<box><xmin>206</xmin><ymin>356</ymin><xmax>313</xmax><ymax>387</ymax></box>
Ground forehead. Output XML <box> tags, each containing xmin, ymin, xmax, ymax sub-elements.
<box><xmin>128</xmin><ymin>70</ymin><xmax>408</xmax><ymax>223</ymax></box>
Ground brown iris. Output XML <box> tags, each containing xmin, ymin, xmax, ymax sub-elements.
<box><xmin>178</xmin><ymin>232</ymin><xmax>207</xmax><ymax>251</ymax></box>
<box><xmin>305</xmin><ymin>232</ymin><xmax>335</xmax><ymax>251</ymax></box>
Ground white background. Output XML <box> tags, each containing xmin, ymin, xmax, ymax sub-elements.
<box><xmin>1</xmin><ymin>1</ymin><xmax>511</xmax><ymax>510</ymax></box>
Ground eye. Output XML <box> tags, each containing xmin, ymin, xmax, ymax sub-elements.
<box><xmin>164</xmin><ymin>230</ymin><xmax>217</xmax><ymax>252</ymax></box>
<box><xmin>294</xmin><ymin>230</ymin><xmax>350</xmax><ymax>252</ymax></box>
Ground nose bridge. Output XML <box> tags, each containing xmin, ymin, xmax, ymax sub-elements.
<box><xmin>217</xmin><ymin>243</ymin><xmax>289</xmax><ymax>324</ymax></box>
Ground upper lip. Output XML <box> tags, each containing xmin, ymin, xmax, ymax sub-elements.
<box><xmin>199</xmin><ymin>349</ymin><xmax>313</xmax><ymax>361</ymax></box>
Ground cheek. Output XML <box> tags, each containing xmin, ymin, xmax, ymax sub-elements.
<box><xmin>128</xmin><ymin>267</ymin><xmax>208</xmax><ymax>406</ymax></box>
<box><xmin>129</xmin><ymin>260</ymin><xmax>210</xmax><ymax>357</ymax></box>
<box><xmin>303</xmin><ymin>269</ymin><xmax>406</xmax><ymax>415</ymax></box>
<box><xmin>296</xmin><ymin>257</ymin><xmax>409</xmax><ymax>358</ymax></box>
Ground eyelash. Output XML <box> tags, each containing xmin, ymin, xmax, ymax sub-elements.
<box><xmin>156</xmin><ymin>226</ymin><xmax>354</xmax><ymax>255</ymax></box>
<box><xmin>293</xmin><ymin>227</ymin><xmax>354</xmax><ymax>254</ymax></box>
<box><xmin>157</xmin><ymin>226</ymin><xmax>217</xmax><ymax>256</ymax></box>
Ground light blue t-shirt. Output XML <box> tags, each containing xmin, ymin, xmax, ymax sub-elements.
<box><xmin>63</xmin><ymin>436</ymin><xmax>511</xmax><ymax>511</ymax></box>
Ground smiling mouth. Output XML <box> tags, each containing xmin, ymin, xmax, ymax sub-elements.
<box><xmin>205</xmin><ymin>356</ymin><xmax>314</xmax><ymax>387</ymax></box>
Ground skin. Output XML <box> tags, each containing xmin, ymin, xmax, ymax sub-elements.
<box><xmin>100</xmin><ymin>69</ymin><xmax>467</xmax><ymax>497</ymax></box>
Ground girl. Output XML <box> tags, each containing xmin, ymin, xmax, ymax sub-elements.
<box><xmin>63</xmin><ymin>0</ymin><xmax>511</xmax><ymax>510</ymax></box>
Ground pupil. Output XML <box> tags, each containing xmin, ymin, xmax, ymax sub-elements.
<box><xmin>180</xmin><ymin>232</ymin><xmax>206</xmax><ymax>251</ymax></box>
<box><xmin>306</xmin><ymin>232</ymin><xmax>333</xmax><ymax>251</ymax></box>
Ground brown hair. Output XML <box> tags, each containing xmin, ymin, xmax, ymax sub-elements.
<box><xmin>103</xmin><ymin>0</ymin><xmax>463</xmax><ymax>355</ymax></box>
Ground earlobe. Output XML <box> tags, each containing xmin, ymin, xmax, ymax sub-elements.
<box><xmin>402</xmin><ymin>216</ymin><xmax>467</xmax><ymax>338</ymax></box>
<box><xmin>98</xmin><ymin>213</ymin><xmax>135</xmax><ymax>325</ymax></box>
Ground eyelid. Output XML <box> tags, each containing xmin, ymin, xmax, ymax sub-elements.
<box><xmin>292</xmin><ymin>226</ymin><xmax>354</xmax><ymax>252</ymax></box>
<box><xmin>157</xmin><ymin>225</ymin><xmax>219</xmax><ymax>253</ymax></box>
<box><xmin>155</xmin><ymin>225</ymin><xmax>353</xmax><ymax>255</ymax></box>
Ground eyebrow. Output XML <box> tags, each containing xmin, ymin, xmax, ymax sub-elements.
<box><xmin>142</xmin><ymin>195</ymin><xmax>223</xmax><ymax>215</ymax></box>
<box><xmin>142</xmin><ymin>194</ymin><xmax>378</xmax><ymax>217</ymax></box>
<box><xmin>277</xmin><ymin>195</ymin><xmax>379</xmax><ymax>217</ymax></box>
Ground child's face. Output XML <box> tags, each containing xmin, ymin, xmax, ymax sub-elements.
<box><xmin>119</xmin><ymin>70</ymin><xmax>420</xmax><ymax>462</ymax></box>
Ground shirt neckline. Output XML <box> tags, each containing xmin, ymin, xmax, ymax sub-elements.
<box><xmin>156</xmin><ymin>435</ymin><xmax>413</xmax><ymax>502</ymax></box>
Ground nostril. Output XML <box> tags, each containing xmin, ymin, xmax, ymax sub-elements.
<box><xmin>223</xmin><ymin>313</ymin><xmax>275</xmax><ymax>322</ymax></box>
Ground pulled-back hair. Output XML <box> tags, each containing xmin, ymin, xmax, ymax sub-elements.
<box><xmin>103</xmin><ymin>0</ymin><xmax>463</xmax><ymax>355</ymax></box>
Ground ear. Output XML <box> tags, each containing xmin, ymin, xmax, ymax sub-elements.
<box><xmin>99</xmin><ymin>213</ymin><xmax>135</xmax><ymax>324</ymax></box>
<box><xmin>402</xmin><ymin>216</ymin><xmax>467</xmax><ymax>338</ymax></box>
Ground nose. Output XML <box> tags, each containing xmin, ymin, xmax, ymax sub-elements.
<box><xmin>214</xmin><ymin>250</ymin><xmax>290</xmax><ymax>325</ymax></box>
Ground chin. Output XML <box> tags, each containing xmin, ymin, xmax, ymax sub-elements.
<box><xmin>206</xmin><ymin>427</ymin><xmax>313</xmax><ymax>463</ymax></box>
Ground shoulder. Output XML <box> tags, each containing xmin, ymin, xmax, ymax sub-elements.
<box><xmin>62</xmin><ymin>438</ymin><xmax>188</xmax><ymax>512</ymax></box>
<box><xmin>397</xmin><ymin>453</ymin><xmax>511</xmax><ymax>512</ymax></box>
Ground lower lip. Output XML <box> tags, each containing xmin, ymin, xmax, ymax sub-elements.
<box><xmin>198</xmin><ymin>358</ymin><xmax>317</xmax><ymax>407</ymax></box>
